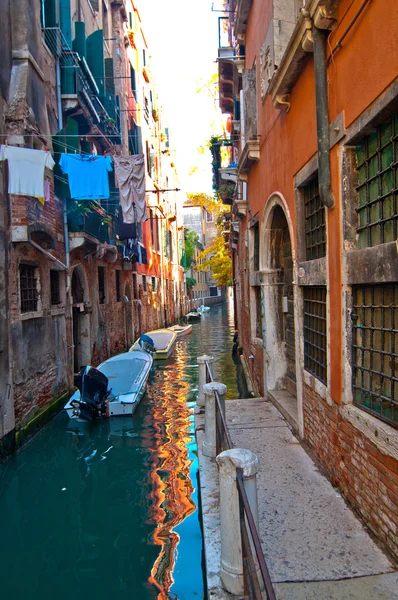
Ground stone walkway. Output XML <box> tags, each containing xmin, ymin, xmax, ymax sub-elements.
<box><xmin>195</xmin><ymin>397</ymin><xmax>398</xmax><ymax>600</ymax></box>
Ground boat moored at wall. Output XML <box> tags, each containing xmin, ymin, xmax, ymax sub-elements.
<box><xmin>64</xmin><ymin>345</ymin><xmax>154</xmax><ymax>421</ymax></box>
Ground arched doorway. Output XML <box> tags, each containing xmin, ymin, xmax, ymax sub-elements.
<box><xmin>71</xmin><ymin>266</ymin><xmax>91</xmax><ymax>373</ymax></box>
<box><xmin>261</xmin><ymin>198</ymin><xmax>297</xmax><ymax>410</ymax></box>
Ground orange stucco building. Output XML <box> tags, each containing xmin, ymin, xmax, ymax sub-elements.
<box><xmin>219</xmin><ymin>0</ymin><xmax>398</xmax><ymax>559</ymax></box>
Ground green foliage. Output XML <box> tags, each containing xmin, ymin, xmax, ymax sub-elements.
<box><xmin>67</xmin><ymin>200</ymin><xmax>109</xmax><ymax>225</ymax></box>
<box><xmin>186</xmin><ymin>277</ymin><xmax>197</xmax><ymax>291</ymax></box>
<box><xmin>184</xmin><ymin>228</ymin><xmax>200</xmax><ymax>271</ymax></box>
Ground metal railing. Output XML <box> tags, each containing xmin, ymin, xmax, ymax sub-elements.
<box><xmin>204</xmin><ymin>361</ymin><xmax>276</xmax><ymax>600</ymax></box>
<box><xmin>43</xmin><ymin>27</ymin><xmax>120</xmax><ymax>139</ymax></box>
<box><xmin>67</xmin><ymin>207</ymin><xmax>117</xmax><ymax>244</ymax></box>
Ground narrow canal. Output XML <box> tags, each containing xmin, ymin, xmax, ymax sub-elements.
<box><xmin>0</xmin><ymin>299</ymin><xmax>247</xmax><ymax>600</ymax></box>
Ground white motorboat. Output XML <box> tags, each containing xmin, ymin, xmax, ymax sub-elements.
<box><xmin>168</xmin><ymin>323</ymin><xmax>193</xmax><ymax>338</ymax></box>
<box><xmin>130</xmin><ymin>329</ymin><xmax>177</xmax><ymax>359</ymax></box>
<box><xmin>186</xmin><ymin>311</ymin><xmax>201</xmax><ymax>322</ymax></box>
<box><xmin>64</xmin><ymin>340</ymin><xmax>154</xmax><ymax>421</ymax></box>
<box><xmin>197</xmin><ymin>304</ymin><xmax>210</xmax><ymax>312</ymax></box>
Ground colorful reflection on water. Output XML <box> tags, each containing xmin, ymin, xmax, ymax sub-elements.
<box><xmin>0</xmin><ymin>300</ymin><xmax>245</xmax><ymax>599</ymax></box>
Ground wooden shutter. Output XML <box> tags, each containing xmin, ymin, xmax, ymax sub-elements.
<box><xmin>59</xmin><ymin>0</ymin><xmax>72</xmax><ymax>47</ymax></box>
<box><xmin>73</xmin><ymin>21</ymin><xmax>86</xmax><ymax>59</ymax></box>
<box><xmin>87</xmin><ymin>30</ymin><xmax>105</xmax><ymax>96</ymax></box>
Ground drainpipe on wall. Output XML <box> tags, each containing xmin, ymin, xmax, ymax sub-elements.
<box><xmin>313</xmin><ymin>26</ymin><xmax>334</xmax><ymax>209</ymax></box>
<box><xmin>63</xmin><ymin>201</ymin><xmax>70</xmax><ymax>295</ymax></box>
<box><xmin>55</xmin><ymin>57</ymin><xmax>63</xmax><ymax>132</ymax></box>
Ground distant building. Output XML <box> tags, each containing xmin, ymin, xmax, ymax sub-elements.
<box><xmin>183</xmin><ymin>199</ymin><xmax>225</xmax><ymax>303</ymax></box>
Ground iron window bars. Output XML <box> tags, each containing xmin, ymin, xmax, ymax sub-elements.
<box><xmin>304</xmin><ymin>177</ymin><xmax>326</xmax><ymax>261</ymax></box>
<box><xmin>115</xmin><ymin>270</ymin><xmax>121</xmax><ymax>302</ymax></box>
<box><xmin>98</xmin><ymin>266</ymin><xmax>105</xmax><ymax>304</ymax></box>
<box><xmin>352</xmin><ymin>284</ymin><xmax>398</xmax><ymax>428</ymax></box>
<box><xmin>356</xmin><ymin>113</ymin><xmax>398</xmax><ymax>248</ymax></box>
<box><xmin>20</xmin><ymin>264</ymin><xmax>38</xmax><ymax>313</ymax></box>
<box><xmin>50</xmin><ymin>270</ymin><xmax>61</xmax><ymax>305</ymax></box>
<box><xmin>303</xmin><ymin>286</ymin><xmax>327</xmax><ymax>384</ymax></box>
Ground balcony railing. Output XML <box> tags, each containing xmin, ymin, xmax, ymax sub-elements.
<box><xmin>67</xmin><ymin>204</ymin><xmax>117</xmax><ymax>244</ymax></box>
<box><xmin>44</xmin><ymin>27</ymin><xmax>120</xmax><ymax>139</ymax></box>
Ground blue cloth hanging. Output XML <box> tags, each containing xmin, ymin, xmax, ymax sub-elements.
<box><xmin>59</xmin><ymin>154</ymin><xmax>113</xmax><ymax>199</ymax></box>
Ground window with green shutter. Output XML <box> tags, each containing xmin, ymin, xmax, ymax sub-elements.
<box><xmin>356</xmin><ymin>113</ymin><xmax>398</xmax><ymax>248</ymax></box>
<box><xmin>59</xmin><ymin>0</ymin><xmax>72</xmax><ymax>46</ymax></box>
<box><xmin>87</xmin><ymin>30</ymin><xmax>105</xmax><ymax>96</ymax></box>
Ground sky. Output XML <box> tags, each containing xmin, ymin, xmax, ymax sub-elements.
<box><xmin>138</xmin><ymin>0</ymin><xmax>226</xmax><ymax>195</ymax></box>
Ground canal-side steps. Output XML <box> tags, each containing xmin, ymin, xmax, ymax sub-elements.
<box><xmin>194</xmin><ymin>355</ymin><xmax>398</xmax><ymax>600</ymax></box>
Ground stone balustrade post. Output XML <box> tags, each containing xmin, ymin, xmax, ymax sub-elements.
<box><xmin>196</xmin><ymin>355</ymin><xmax>215</xmax><ymax>413</ymax></box>
<box><xmin>202</xmin><ymin>381</ymin><xmax>227</xmax><ymax>458</ymax></box>
<box><xmin>216</xmin><ymin>448</ymin><xmax>259</xmax><ymax>595</ymax></box>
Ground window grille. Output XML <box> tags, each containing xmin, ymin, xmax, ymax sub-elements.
<box><xmin>303</xmin><ymin>286</ymin><xmax>327</xmax><ymax>384</ymax></box>
<box><xmin>133</xmin><ymin>273</ymin><xmax>137</xmax><ymax>299</ymax></box>
<box><xmin>140</xmin><ymin>245</ymin><xmax>148</xmax><ymax>265</ymax></box>
<box><xmin>356</xmin><ymin>113</ymin><xmax>398</xmax><ymax>248</ymax></box>
<box><xmin>98</xmin><ymin>266</ymin><xmax>105</xmax><ymax>304</ymax></box>
<box><xmin>50</xmin><ymin>270</ymin><xmax>61</xmax><ymax>305</ymax></box>
<box><xmin>304</xmin><ymin>177</ymin><xmax>326</xmax><ymax>260</ymax></box>
<box><xmin>20</xmin><ymin>264</ymin><xmax>38</xmax><ymax>313</ymax></box>
<box><xmin>255</xmin><ymin>286</ymin><xmax>262</xmax><ymax>338</ymax></box>
<box><xmin>253</xmin><ymin>223</ymin><xmax>259</xmax><ymax>271</ymax></box>
<box><xmin>115</xmin><ymin>270</ymin><xmax>121</xmax><ymax>302</ymax></box>
<box><xmin>352</xmin><ymin>284</ymin><xmax>398</xmax><ymax>428</ymax></box>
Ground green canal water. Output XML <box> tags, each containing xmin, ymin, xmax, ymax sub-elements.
<box><xmin>0</xmin><ymin>300</ymin><xmax>247</xmax><ymax>600</ymax></box>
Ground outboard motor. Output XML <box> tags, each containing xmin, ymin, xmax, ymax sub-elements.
<box><xmin>71</xmin><ymin>366</ymin><xmax>110</xmax><ymax>421</ymax></box>
<box><xmin>138</xmin><ymin>334</ymin><xmax>156</xmax><ymax>355</ymax></box>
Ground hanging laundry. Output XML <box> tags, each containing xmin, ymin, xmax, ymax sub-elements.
<box><xmin>0</xmin><ymin>145</ymin><xmax>55</xmax><ymax>198</ymax></box>
<box><xmin>113</xmin><ymin>154</ymin><xmax>147</xmax><ymax>224</ymax></box>
<box><xmin>118</xmin><ymin>208</ymin><xmax>137</xmax><ymax>241</ymax></box>
<box><xmin>59</xmin><ymin>153</ymin><xmax>113</xmax><ymax>200</ymax></box>
<box><xmin>44</xmin><ymin>178</ymin><xmax>51</xmax><ymax>203</ymax></box>
<box><xmin>118</xmin><ymin>210</ymin><xmax>143</xmax><ymax>241</ymax></box>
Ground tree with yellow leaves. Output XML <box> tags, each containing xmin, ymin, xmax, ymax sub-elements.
<box><xmin>186</xmin><ymin>192</ymin><xmax>232</xmax><ymax>287</ymax></box>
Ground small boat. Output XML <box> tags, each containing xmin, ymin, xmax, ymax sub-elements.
<box><xmin>64</xmin><ymin>338</ymin><xmax>154</xmax><ymax>421</ymax></box>
<box><xmin>130</xmin><ymin>328</ymin><xmax>177</xmax><ymax>360</ymax></box>
<box><xmin>186</xmin><ymin>311</ymin><xmax>201</xmax><ymax>322</ymax></box>
<box><xmin>168</xmin><ymin>323</ymin><xmax>193</xmax><ymax>338</ymax></box>
<box><xmin>197</xmin><ymin>304</ymin><xmax>210</xmax><ymax>313</ymax></box>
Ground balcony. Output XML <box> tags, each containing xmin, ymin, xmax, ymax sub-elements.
<box><xmin>67</xmin><ymin>202</ymin><xmax>117</xmax><ymax>253</ymax></box>
<box><xmin>44</xmin><ymin>27</ymin><xmax>120</xmax><ymax>140</ymax></box>
<box><xmin>237</xmin><ymin>138</ymin><xmax>260</xmax><ymax>181</ymax></box>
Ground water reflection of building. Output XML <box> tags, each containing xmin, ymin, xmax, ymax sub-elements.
<box><xmin>142</xmin><ymin>344</ymin><xmax>196</xmax><ymax>598</ymax></box>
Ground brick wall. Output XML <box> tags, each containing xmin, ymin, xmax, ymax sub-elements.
<box><xmin>303</xmin><ymin>382</ymin><xmax>398</xmax><ymax>559</ymax></box>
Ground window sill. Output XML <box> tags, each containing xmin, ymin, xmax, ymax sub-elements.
<box><xmin>303</xmin><ymin>369</ymin><xmax>327</xmax><ymax>402</ymax></box>
<box><xmin>340</xmin><ymin>403</ymin><xmax>398</xmax><ymax>462</ymax></box>
<box><xmin>50</xmin><ymin>306</ymin><xmax>65</xmax><ymax>316</ymax></box>
<box><xmin>20</xmin><ymin>310</ymin><xmax>44</xmax><ymax>321</ymax></box>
